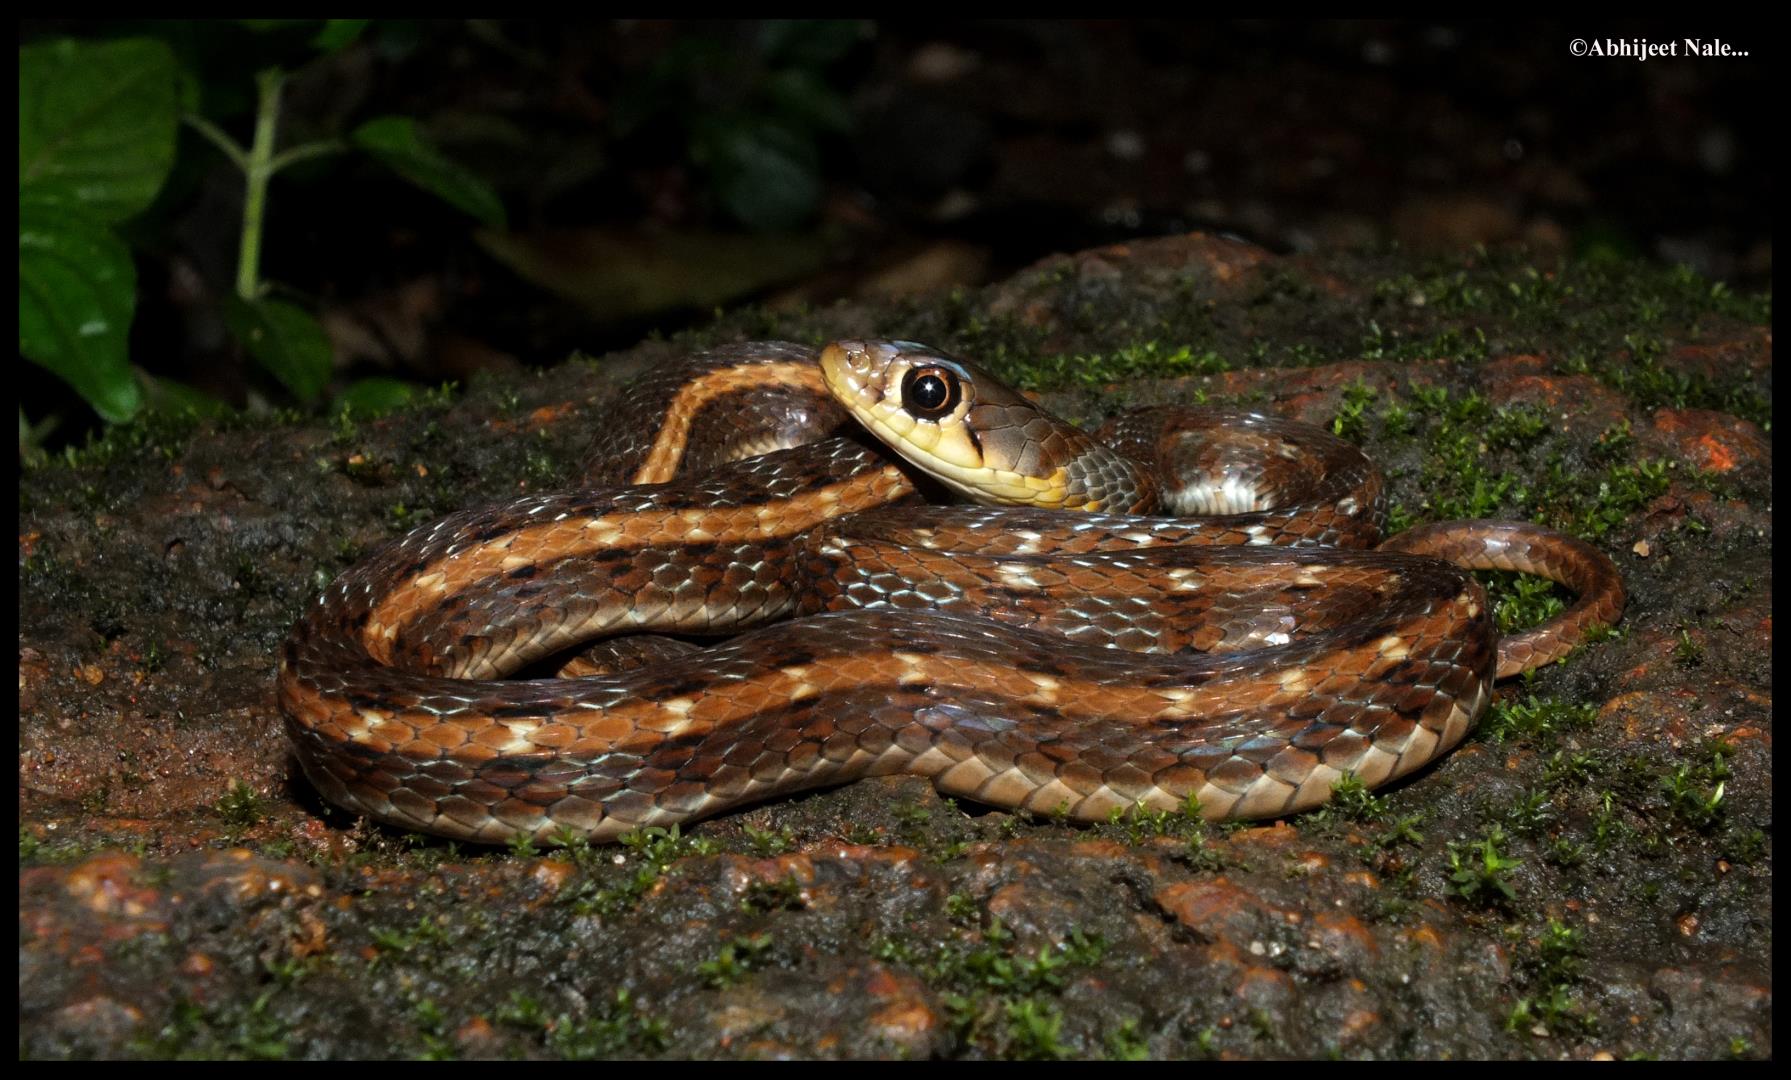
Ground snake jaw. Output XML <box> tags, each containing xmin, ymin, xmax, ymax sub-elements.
<box><xmin>821</xmin><ymin>339</ymin><xmax>1080</xmax><ymax>505</ymax></box>
<box><xmin>821</xmin><ymin>339</ymin><xmax>988</xmax><ymax>474</ymax></box>
<box><xmin>820</xmin><ymin>339</ymin><xmax>1154</xmax><ymax>513</ymax></box>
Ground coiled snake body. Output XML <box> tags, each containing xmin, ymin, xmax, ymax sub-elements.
<box><xmin>278</xmin><ymin>340</ymin><xmax>1624</xmax><ymax>843</ymax></box>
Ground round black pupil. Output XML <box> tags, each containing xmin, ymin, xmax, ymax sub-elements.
<box><xmin>911</xmin><ymin>373</ymin><xmax>949</xmax><ymax>412</ymax></box>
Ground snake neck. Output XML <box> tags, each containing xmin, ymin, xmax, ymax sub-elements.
<box><xmin>1061</xmin><ymin>444</ymin><xmax>1160</xmax><ymax>514</ymax></box>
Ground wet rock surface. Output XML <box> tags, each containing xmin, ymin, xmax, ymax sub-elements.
<box><xmin>19</xmin><ymin>235</ymin><xmax>1770</xmax><ymax>1059</ymax></box>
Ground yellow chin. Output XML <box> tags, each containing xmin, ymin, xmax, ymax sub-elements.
<box><xmin>862</xmin><ymin>408</ymin><xmax>1070</xmax><ymax>508</ymax></box>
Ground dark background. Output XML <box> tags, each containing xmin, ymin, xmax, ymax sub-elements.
<box><xmin>19</xmin><ymin>19</ymin><xmax>1774</xmax><ymax>444</ymax></box>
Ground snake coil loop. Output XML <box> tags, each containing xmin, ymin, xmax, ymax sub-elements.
<box><xmin>278</xmin><ymin>340</ymin><xmax>1624</xmax><ymax>843</ymax></box>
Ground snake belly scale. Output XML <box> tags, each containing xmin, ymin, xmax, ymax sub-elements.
<box><xmin>277</xmin><ymin>340</ymin><xmax>1625</xmax><ymax>843</ymax></box>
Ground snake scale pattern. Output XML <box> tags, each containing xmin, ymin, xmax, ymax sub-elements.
<box><xmin>277</xmin><ymin>340</ymin><xmax>1624</xmax><ymax>843</ymax></box>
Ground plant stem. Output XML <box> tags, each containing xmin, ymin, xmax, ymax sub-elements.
<box><xmin>236</xmin><ymin>68</ymin><xmax>286</xmax><ymax>301</ymax></box>
<box><xmin>189</xmin><ymin>74</ymin><xmax>345</xmax><ymax>302</ymax></box>
<box><xmin>181</xmin><ymin>114</ymin><xmax>249</xmax><ymax>172</ymax></box>
<box><xmin>267</xmin><ymin>139</ymin><xmax>346</xmax><ymax>175</ymax></box>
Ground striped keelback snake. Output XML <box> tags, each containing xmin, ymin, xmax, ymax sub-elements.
<box><xmin>277</xmin><ymin>340</ymin><xmax>1624</xmax><ymax>843</ymax></box>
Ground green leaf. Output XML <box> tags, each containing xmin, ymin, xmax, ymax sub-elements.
<box><xmin>19</xmin><ymin>37</ymin><xmax>180</xmax><ymax>223</ymax></box>
<box><xmin>764</xmin><ymin>68</ymin><xmax>853</xmax><ymax>133</ymax></box>
<box><xmin>352</xmin><ymin>116</ymin><xmax>507</xmax><ymax>228</ymax></box>
<box><xmin>142</xmin><ymin>375</ymin><xmax>234</xmax><ymax>418</ymax></box>
<box><xmin>19</xmin><ymin>198</ymin><xmax>142</xmax><ymax>422</ymax></box>
<box><xmin>335</xmin><ymin>377</ymin><xmax>418</xmax><ymax>418</ymax></box>
<box><xmin>222</xmin><ymin>295</ymin><xmax>332</xmax><ymax>402</ymax></box>
<box><xmin>476</xmin><ymin>226</ymin><xmax>828</xmax><ymax>323</ymax></box>
<box><xmin>21</xmin><ymin>406</ymin><xmax>60</xmax><ymax>455</ymax></box>
<box><xmin>692</xmin><ymin>115</ymin><xmax>820</xmax><ymax>232</ymax></box>
<box><xmin>312</xmin><ymin>20</ymin><xmax>371</xmax><ymax>51</ymax></box>
<box><xmin>758</xmin><ymin>20</ymin><xmax>867</xmax><ymax>67</ymax></box>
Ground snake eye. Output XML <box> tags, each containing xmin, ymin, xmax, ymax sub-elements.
<box><xmin>901</xmin><ymin>365</ymin><xmax>961</xmax><ymax>418</ymax></box>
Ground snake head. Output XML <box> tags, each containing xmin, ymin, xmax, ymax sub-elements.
<box><xmin>819</xmin><ymin>340</ymin><xmax>1153</xmax><ymax>513</ymax></box>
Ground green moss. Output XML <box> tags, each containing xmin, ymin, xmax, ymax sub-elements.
<box><xmin>1672</xmin><ymin>627</ymin><xmax>1707</xmax><ymax>667</ymax></box>
<box><xmin>1542</xmin><ymin>750</ymin><xmax>1601</xmax><ymax>785</ymax></box>
<box><xmin>1484</xmin><ymin>571</ymin><xmax>1568</xmax><ymax>637</ymax></box>
<box><xmin>410</xmin><ymin>997</ymin><xmax>457</xmax><ymax>1060</ymax></box>
<box><xmin>557</xmin><ymin>824</ymin><xmax>719</xmax><ymax>918</ymax></box>
<box><xmin>1445</xmin><ymin>825</ymin><xmax>1523</xmax><ymax>905</ymax></box>
<box><xmin>215</xmin><ymin>780</ymin><xmax>268</xmax><ymax>828</ymax></box>
<box><xmin>887</xmin><ymin>796</ymin><xmax>978</xmax><ymax>861</ymax></box>
<box><xmin>697</xmin><ymin>931</ymin><xmax>775</xmax><ymax>988</ymax></box>
<box><xmin>1180</xmin><ymin>830</ymin><xmax>1232</xmax><ymax>874</ymax></box>
<box><xmin>1589</xmin><ymin>790</ymin><xmax>1629</xmax><ymax>853</ymax></box>
<box><xmin>989</xmin><ymin>340</ymin><xmax>1228</xmax><ymax>393</ymax></box>
<box><xmin>1192</xmin><ymin>1025</ymin><xmax>1221</xmax><ymax>1058</ymax></box>
<box><xmin>1103</xmin><ymin>1018</ymin><xmax>1151</xmax><ymax>1060</ymax></box>
<box><xmin>1502</xmin><ymin>790</ymin><xmax>1555</xmax><ymax>837</ymax></box>
<box><xmin>1477</xmin><ymin>695</ymin><xmax>1599</xmax><ymax>749</ymax></box>
<box><xmin>368</xmin><ymin>914</ymin><xmax>454</xmax><ymax>960</ymax></box>
<box><xmin>1002</xmin><ymin>999</ymin><xmax>1072</xmax><ymax>1060</ymax></box>
<box><xmin>841</xmin><ymin>822</ymin><xmax>884</xmax><ymax>845</ymax></box>
<box><xmin>1721</xmin><ymin>826</ymin><xmax>1767</xmax><ymax>866</ymax></box>
<box><xmin>1543</xmin><ymin>836</ymin><xmax>1586</xmax><ymax>869</ymax></box>
<box><xmin>135</xmin><ymin>990</ymin><xmax>294</xmax><ymax>1060</ymax></box>
<box><xmin>1505</xmin><ymin>918</ymin><xmax>1598</xmax><ymax>1041</ymax></box>
<box><xmin>1372</xmin><ymin>814</ymin><xmax>1426</xmax><ymax>853</ymax></box>
<box><xmin>1313</xmin><ymin>772</ymin><xmax>1385</xmax><ymax>822</ymax></box>
<box><xmin>39</xmin><ymin>407</ymin><xmax>214</xmax><ymax>473</ymax></box>
<box><xmin>1329</xmin><ymin>379</ymin><xmax>1377</xmax><ymax>440</ymax></box>
<box><xmin>873</xmin><ymin>918</ymin><xmax>1108</xmax><ymax>1058</ymax></box>
<box><xmin>495</xmin><ymin>988</ymin><xmax>669</xmax><ymax>1059</ymax></box>
<box><xmin>1659</xmin><ymin>764</ymin><xmax>1726</xmax><ymax>831</ymax></box>
<box><xmin>1102</xmin><ymin>794</ymin><xmax>1206</xmax><ymax>845</ymax></box>
<box><xmin>738</xmin><ymin>874</ymin><xmax>805</xmax><ymax>915</ymax></box>
<box><xmin>1505</xmin><ymin>984</ymin><xmax>1597</xmax><ymax>1040</ymax></box>
<box><xmin>742</xmin><ymin>822</ymin><xmax>795</xmax><ymax>856</ymax></box>
<box><xmin>21</xmin><ymin>826</ymin><xmax>140</xmax><ymax>865</ymax></box>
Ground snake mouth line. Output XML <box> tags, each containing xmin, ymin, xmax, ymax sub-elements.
<box><xmin>821</xmin><ymin>339</ymin><xmax>1132</xmax><ymax>510</ymax></box>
